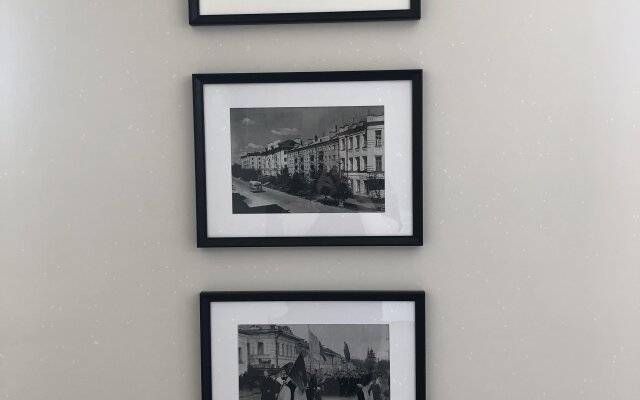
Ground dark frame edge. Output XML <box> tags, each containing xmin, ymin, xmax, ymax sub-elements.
<box><xmin>411</xmin><ymin>69</ymin><xmax>424</xmax><ymax>246</ymax></box>
<box><xmin>188</xmin><ymin>0</ymin><xmax>200</xmax><ymax>25</ymax></box>
<box><xmin>193</xmin><ymin>75</ymin><xmax>209</xmax><ymax>247</ymax></box>
<box><xmin>199</xmin><ymin>291</ymin><xmax>426</xmax><ymax>400</ymax></box>
<box><xmin>200</xmin><ymin>290</ymin><xmax>425</xmax><ymax>301</ymax></box>
<box><xmin>193</xmin><ymin>69</ymin><xmax>423</xmax><ymax>248</ymax></box>
<box><xmin>197</xmin><ymin>235</ymin><xmax>422</xmax><ymax>248</ymax></box>
<box><xmin>414</xmin><ymin>291</ymin><xmax>427</xmax><ymax>400</ymax></box>
<box><xmin>188</xmin><ymin>6</ymin><xmax>420</xmax><ymax>26</ymax></box>
<box><xmin>200</xmin><ymin>293</ymin><xmax>213</xmax><ymax>400</ymax></box>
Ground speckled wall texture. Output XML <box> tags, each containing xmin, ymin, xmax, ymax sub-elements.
<box><xmin>1</xmin><ymin>0</ymin><xmax>639</xmax><ymax>399</ymax></box>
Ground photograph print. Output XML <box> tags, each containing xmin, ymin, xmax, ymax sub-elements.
<box><xmin>231</xmin><ymin>106</ymin><xmax>385</xmax><ymax>214</ymax></box>
<box><xmin>238</xmin><ymin>324</ymin><xmax>390</xmax><ymax>400</ymax></box>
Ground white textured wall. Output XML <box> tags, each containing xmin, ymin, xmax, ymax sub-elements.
<box><xmin>1</xmin><ymin>0</ymin><xmax>639</xmax><ymax>399</ymax></box>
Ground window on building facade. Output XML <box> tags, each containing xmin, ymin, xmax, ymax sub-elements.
<box><xmin>355</xmin><ymin>136</ymin><xmax>359</xmax><ymax>149</ymax></box>
<box><xmin>362</xmin><ymin>133</ymin><xmax>367</xmax><ymax>148</ymax></box>
<box><xmin>348</xmin><ymin>137</ymin><xmax>352</xmax><ymax>150</ymax></box>
<box><xmin>340</xmin><ymin>139</ymin><xmax>345</xmax><ymax>150</ymax></box>
<box><xmin>356</xmin><ymin>157</ymin><xmax>360</xmax><ymax>171</ymax></box>
<box><xmin>348</xmin><ymin>158</ymin><xmax>353</xmax><ymax>171</ymax></box>
<box><xmin>362</xmin><ymin>156</ymin><xmax>367</xmax><ymax>171</ymax></box>
<box><xmin>258</xmin><ymin>342</ymin><xmax>264</xmax><ymax>355</ymax></box>
<box><xmin>375</xmin><ymin>130</ymin><xmax>382</xmax><ymax>147</ymax></box>
<box><xmin>376</xmin><ymin>155</ymin><xmax>383</xmax><ymax>171</ymax></box>
<box><xmin>356</xmin><ymin>180</ymin><xmax>361</xmax><ymax>193</ymax></box>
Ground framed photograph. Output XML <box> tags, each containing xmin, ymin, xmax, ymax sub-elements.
<box><xmin>200</xmin><ymin>291</ymin><xmax>426</xmax><ymax>400</ymax></box>
<box><xmin>193</xmin><ymin>70</ymin><xmax>422</xmax><ymax>247</ymax></box>
<box><xmin>188</xmin><ymin>0</ymin><xmax>420</xmax><ymax>25</ymax></box>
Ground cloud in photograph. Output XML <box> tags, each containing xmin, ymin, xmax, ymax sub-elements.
<box><xmin>241</xmin><ymin>142</ymin><xmax>263</xmax><ymax>152</ymax></box>
<box><xmin>271</xmin><ymin>127</ymin><xmax>299</xmax><ymax>136</ymax></box>
<box><xmin>241</xmin><ymin>117</ymin><xmax>257</xmax><ymax>126</ymax></box>
<box><xmin>230</xmin><ymin>106</ymin><xmax>383</xmax><ymax>163</ymax></box>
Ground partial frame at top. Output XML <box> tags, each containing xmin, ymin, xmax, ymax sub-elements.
<box><xmin>189</xmin><ymin>0</ymin><xmax>420</xmax><ymax>25</ymax></box>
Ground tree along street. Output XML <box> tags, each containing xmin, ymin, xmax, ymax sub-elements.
<box><xmin>232</xmin><ymin>178</ymin><xmax>356</xmax><ymax>214</ymax></box>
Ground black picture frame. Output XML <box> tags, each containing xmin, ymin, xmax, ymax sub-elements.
<box><xmin>193</xmin><ymin>69</ymin><xmax>423</xmax><ymax>247</ymax></box>
<box><xmin>200</xmin><ymin>291</ymin><xmax>426</xmax><ymax>400</ymax></box>
<box><xmin>188</xmin><ymin>0</ymin><xmax>420</xmax><ymax>25</ymax></box>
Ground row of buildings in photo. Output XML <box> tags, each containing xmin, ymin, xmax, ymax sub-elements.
<box><xmin>239</xmin><ymin>114</ymin><xmax>384</xmax><ymax>197</ymax></box>
<box><xmin>238</xmin><ymin>325</ymin><xmax>356</xmax><ymax>376</ymax></box>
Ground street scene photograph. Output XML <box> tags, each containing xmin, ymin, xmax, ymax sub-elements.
<box><xmin>230</xmin><ymin>106</ymin><xmax>385</xmax><ymax>214</ymax></box>
<box><xmin>238</xmin><ymin>324</ymin><xmax>390</xmax><ymax>400</ymax></box>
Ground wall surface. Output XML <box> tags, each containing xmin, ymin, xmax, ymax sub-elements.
<box><xmin>1</xmin><ymin>0</ymin><xmax>639</xmax><ymax>399</ymax></box>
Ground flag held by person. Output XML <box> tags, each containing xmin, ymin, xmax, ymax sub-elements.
<box><xmin>288</xmin><ymin>352</ymin><xmax>308</xmax><ymax>392</ymax></box>
<box><xmin>308</xmin><ymin>328</ymin><xmax>324</xmax><ymax>361</ymax></box>
<box><xmin>344</xmin><ymin>341</ymin><xmax>351</xmax><ymax>361</ymax></box>
<box><xmin>318</xmin><ymin>341</ymin><xmax>327</xmax><ymax>361</ymax></box>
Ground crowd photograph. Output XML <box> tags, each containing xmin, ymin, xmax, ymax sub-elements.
<box><xmin>237</xmin><ymin>324</ymin><xmax>391</xmax><ymax>400</ymax></box>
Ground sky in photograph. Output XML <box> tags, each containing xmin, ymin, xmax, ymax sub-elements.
<box><xmin>288</xmin><ymin>324</ymin><xmax>390</xmax><ymax>361</ymax></box>
<box><xmin>230</xmin><ymin>106</ymin><xmax>384</xmax><ymax>163</ymax></box>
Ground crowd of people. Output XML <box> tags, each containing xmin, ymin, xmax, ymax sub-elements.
<box><xmin>244</xmin><ymin>365</ymin><xmax>388</xmax><ymax>400</ymax></box>
<box><xmin>319</xmin><ymin>370</ymin><xmax>388</xmax><ymax>399</ymax></box>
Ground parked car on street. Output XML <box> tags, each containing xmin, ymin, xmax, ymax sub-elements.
<box><xmin>249</xmin><ymin>181</ymin><xmax>263</xmax><ymax>192</ymax></box>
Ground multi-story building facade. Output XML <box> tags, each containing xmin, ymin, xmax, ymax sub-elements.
<box><xmin>286</xmin><ymin>135</ymin><xmax>340</xmax><ymax>179</ymax></box>
<box><xmin>237</xmin><ymin>325</ymin><xmax>348</xmax><ymax>376</ymax></box>
<box><xmin>241</xmin><ymin>139</ymin><xmax>301</xmax><ymax>177</ymax></box>
<box><xmin>240</xmin><ymin>151</ymin><xmax>263</xmax><ymax>171</ymax></box>
<box><xmin>314</xmin><ymin>346</ymin><xmax>347</xmax><ymax>372</ymax></box>
<box><xmin>237</xmin><ymin>114</ymin><xmax>384</xmax><ymax>199</ymax></box>
<box><xmin>337</xmin><ymin>114</ymin><xmax>385</xmax><ymax>198</ymax></box>
<box><xmin>238</xmin><ymin>325</ymin><xmax>305</xmax><ymax>375</ymax></box>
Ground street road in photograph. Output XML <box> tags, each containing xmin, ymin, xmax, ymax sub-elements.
<box><xmin>232</xmin><ymin>178</ymin><xmax>355</xmax><ymax>213</ymax></box>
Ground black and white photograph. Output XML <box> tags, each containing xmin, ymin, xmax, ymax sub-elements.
<box><xmin>238</xmin><ymin>324</ymin><xmax>390</xmax><ymax>400</ymax></box>
<box><xmin>193</xmin><ymin>70</ymin><xmax>423</xmax><ymax>247</ymax></box>
<box><xmin>231</xmin><ymin>106</ymin><xmax>385</xmax><ymax>214</ymax></box>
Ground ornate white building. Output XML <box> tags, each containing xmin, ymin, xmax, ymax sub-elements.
<box><xmin>237</xmin><ymin>325</ymin><xmax>351</xmax><ymax>376</ymax></box>
<box><xmin>238</xmin><ymin>325</ymin><xmax>302</xmax><ymax>375</ymax></box>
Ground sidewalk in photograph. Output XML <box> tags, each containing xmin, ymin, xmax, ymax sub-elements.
<box><xmin>232</xmin><ymin>177</ymin><xmax>356</xmax><ymax>214</ymax></box>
